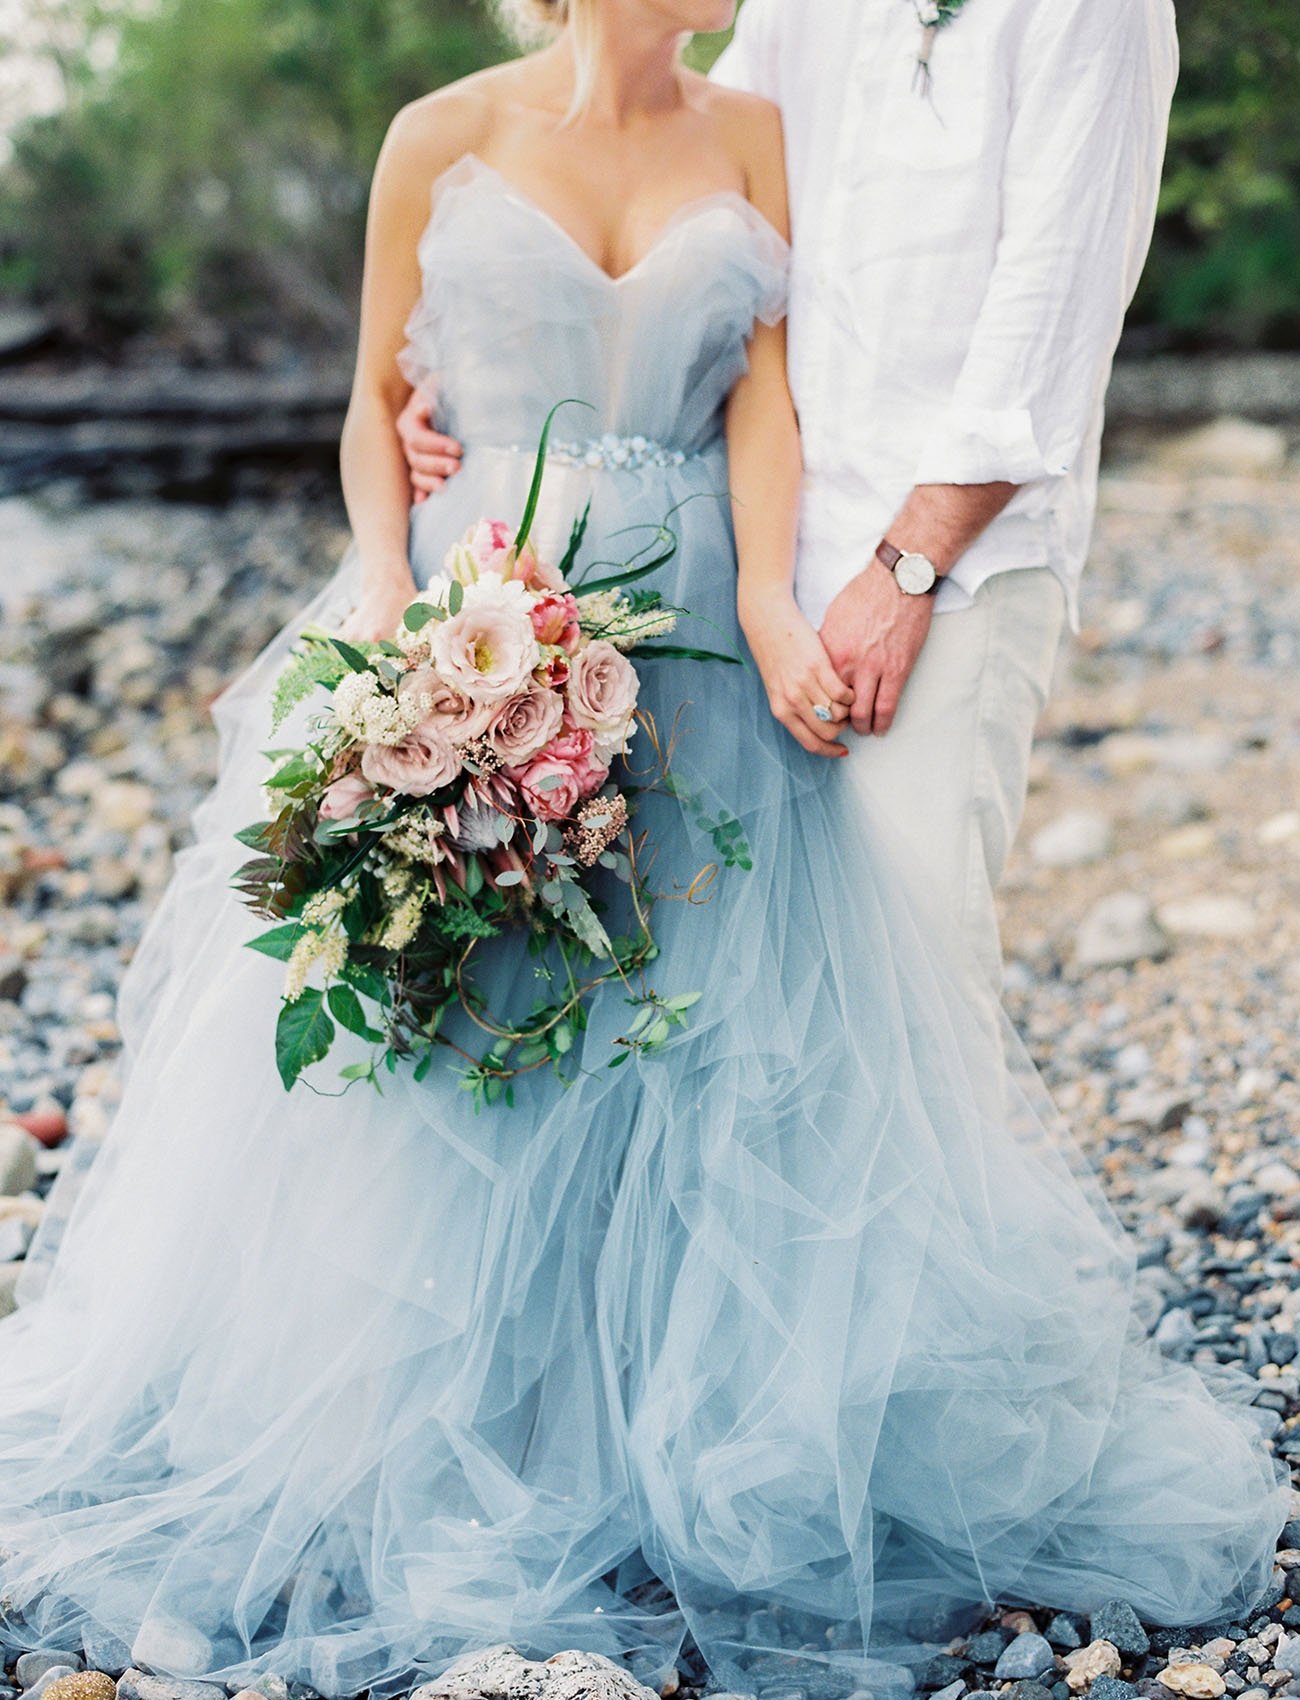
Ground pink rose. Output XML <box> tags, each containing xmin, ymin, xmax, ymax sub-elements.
<box><xmin>484</xmin><ymin>683</ymin><xmax>565</xmax><ymax>767</ymax></box>
<box><xmin>318</xmin><ymin>770</ymin><xmax>374</xmax><ymax>821</ymax></box>
<box><xmin>566</xmin><ymin>640</ymin><xmax>639</xmax><ymax>741</ymax></box>
<box><xmin>545</xmin><ymin>727</ymin><xmax>609</xmax><ymax>800</ymax></box>
<box><xmin>512</xmin><ymin>727</ymin><xmax>608</xmax><ymax>822</ymax></box>
<box><xmin>530</xmin><ymin>592</ymin><xmax>581</xmax><ymax>654</ymax></box>
<box><xmin>514</xmin><ymin>543</ymin><xmax>566</xmax><ymax>592</ymax></box>
<box><xmin>360</xmin><ymin>726</ymin><xmax>460</xmax><ymax>797</ymax></box>
<box><xmin>513</xmin><ymin>755</ymin><xmax>581</xmax><ymax>823</ymax></box>
<box><xmin>399</xmin><ymin>667</ymin><xmax>492</xmax><ymax>743</ymax></box>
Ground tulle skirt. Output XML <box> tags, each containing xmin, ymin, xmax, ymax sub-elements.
<box><xmin>0</xmin><ymin>446</ymin><xmax>1287</xmax><ymax>1698</ymax></box>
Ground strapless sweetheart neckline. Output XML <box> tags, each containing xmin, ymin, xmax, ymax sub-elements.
<box><xmin>426</xmin><ymin>151</ymin><xmax>790</xmax><ymax>288</ymax></box>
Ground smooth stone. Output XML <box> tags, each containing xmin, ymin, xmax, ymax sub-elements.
<box><xmin>1274</xmin><ymin>1642</ymin><xmax>1300</xmax><ymax>1678</ymax></box>
<box><xmin>17</xmin><ymin>1657</ymin><xmax>83</xmax><ymax>1689</ymax></box>
<box><xmin>1154</xmin><ymin>1307</ymin><xmax>1197</xmax><ymax>1352</ymax></box>
<box><xmin>25</xmin><ymin>1673</ymin><xmax>79</xmax><ymax>1700</ymax></box>
<box><xmin>1003</xmin><ymin>1686</ymin><xmax>1053</xmax><ymax>1700</ymax></box>
<box><xmin>0</xmin><ymin>1125</ymin><xmax>38</xmax><ymax>1197</ymax></box>
<box><xmin>1065</xmin><ymin>1643</ymin><xmax>1123</xmax><ymax>1692</ymax></box>
<box><xmin>997</xmin><ymin>1637</ymin><xmax>1058</xmax><ymax>1682</ymax></box>
<box><xmin>116</xmin><ymin>1671</ymin><xmax>223</xmax><ymax>1700</ymax></box>
<box><xmin>42</xmin><ymin>1680</ymin><xmax>116</xmax><ymax>1700</ymax></box>
<box><xmin>931</xmin><ymin>1684</ymin><xmax>966</xmax><ymax>1700</ymax></box>
<box><xmin>1031</xmin><ymin>811</ymin><xmax>1114</xmax><ymax>869</ymax></box>
<box><xmin>1091</xmin><ymin>1603</ymin><xmax>1151</xmax><ymax>1658</ymax></box>
<box><xmin>1154</xmin><ymin>419</ymin><xmax>1288</xmax><ymax>478</ymax></box>
<box><xmin>126</xmin><ymin>1617</ymin><xmax>215</xmax><ymax>1683</ymax></box>
<box><xmin>245</xmin><ymin>1682</ymin><xmax>287</xmax><ymax>1700</ymax></box>
<box><xmin>1047</xmin><ymin>1618</ymin><xmax>1085</xmax><ymax>1653</ymax></box>
<box><xmin>1091</xmin><ymin>1682</ymin><xmax>1139</xmax><ymax>1700</ymax></box>
<box><xmin>1076</xmin><ymin>894</ymin><xmax>1168</xmax><ymax>969</ymax></box>
<box><xmin>964</xmin><ymin>1632</ymin><xmax>1011</xmax><ymax>1666</ymax></box>
<box><xmin>413</xmin><ymin>1647</ymin><xmax>660</xmax><ymax>1700</ymax></box>
<box><xmin>1155</xmin><ymin>1669</ymin><xmax>1228</xmax><ymax>1698</ymax></box>
<box><xmin>1156</xmin><ymin>897</ymin><xmax>1258</xmax><ymax>940</ymax></box>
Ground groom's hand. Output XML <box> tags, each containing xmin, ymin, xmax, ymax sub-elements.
<box><xmin>396</xmin><ymin>391</ymin><xmax>462</xmax><ymax>503</ymax></box>
<box><xmin>819</xmin><ymin>559</ymin><xmax>934</xmax><ymax>737</ymax></box>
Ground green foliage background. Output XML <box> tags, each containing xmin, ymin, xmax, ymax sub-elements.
<box><xmin>1</xmin><ymin>0</ymin><xmax>1296</xmax><ymax>356</ymax></box>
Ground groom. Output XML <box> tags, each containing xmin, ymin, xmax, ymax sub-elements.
<box><xmin>397</xmin><ymin>0</ymin><xmax>1178</xmax><ymax>990</ymax></box>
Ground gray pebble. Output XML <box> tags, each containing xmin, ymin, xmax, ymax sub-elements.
<box><xmin>1090</xmin><ymin>1600</ymin><xmax>1150</xmax><ymax>1656</ymax></box>
<box><xmin>995</xmin><ymin>1635</ymin><xmax>1057</xmax><ymax>1681</ymax></box>
<box><xmin>16</xmin><ymin>1656</ymin><xmax>83</xmax><ymax>1690</ymax></box>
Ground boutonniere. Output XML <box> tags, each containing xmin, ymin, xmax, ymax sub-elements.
<box><xmin>910</xmin><ymin>0</ymin><xmax>973</xmax><ymax>95</ymax></box>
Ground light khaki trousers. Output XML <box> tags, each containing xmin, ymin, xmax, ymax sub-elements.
<box><xmin>838</xmin><ymin>566</ymin><xmax>1068</xmax><ymax>995</ymax></box>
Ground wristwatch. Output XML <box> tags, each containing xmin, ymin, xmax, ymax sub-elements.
<box><xmin>876</xmin><ymin>540</ymin><xmax>940</xmax><ymax>597</ymax></box>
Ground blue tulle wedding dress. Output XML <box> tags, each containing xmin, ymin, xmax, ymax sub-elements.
<box><xmin>0</xmin><ymin>155</ymin><xmax>1288</xmax><ymax>1699</ymax></box>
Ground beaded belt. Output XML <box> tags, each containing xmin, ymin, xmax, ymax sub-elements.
<box><xmin>546</xmin><ymin>433</ymin><xmax>695</xmax><ymax>471</ymax></box>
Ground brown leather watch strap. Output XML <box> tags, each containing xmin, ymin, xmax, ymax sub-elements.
<box><xmin>875</xmin><ymin>541</ymin><xmax>903</xmax><ymax>573</ymax></box>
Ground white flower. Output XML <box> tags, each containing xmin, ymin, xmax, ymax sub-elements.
<box><xmin>430</xmin><ymin>576</ymin><xmax>540</xmax><ymax>704</ymax></box>
<box><xmin>331</xmin><ymin>670</ymin><xmax>423</xmax><ymax>746</ymax></box>
<box><xmin>379</xmin><ymin>890</ymin><xmax>424</xmax><ymax>952</ymax></box>
<box><xmin>302</xmin><ymin>888</ymin><xmax>347</xmax><ymax>925</ymax></box>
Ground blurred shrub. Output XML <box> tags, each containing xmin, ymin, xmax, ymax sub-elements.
<box><xmin>0</xmin><ymin>0</ymin><xmax>1296</xmax><ymax>356</ymax></box>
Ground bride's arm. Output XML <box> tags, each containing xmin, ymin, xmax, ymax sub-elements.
<box><xmin>724</xmin><ymin>102</ymin><xmax>852</xmax><ymax>758</ymax></box>
<box><xmin>338</xmin><ymin>95</ymin><xmax>481</xmax><ymax>640</ymax></box>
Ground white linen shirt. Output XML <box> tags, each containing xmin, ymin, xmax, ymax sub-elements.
<box><xmin>712</xmin><ymin>0</ymin><xmax>1179</xmax><ymax>628</ymax></box>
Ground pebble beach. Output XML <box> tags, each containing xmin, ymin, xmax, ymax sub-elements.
<box><xmin>1</xmin><ymin>417</ymin><xmax>1299</xmax><ymax>1700</ymax></box>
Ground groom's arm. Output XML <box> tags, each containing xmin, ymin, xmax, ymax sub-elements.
<box><xmin>823</xmin><ymin>0</ymin><xmax>1178</xmax><ymax>737</ymax></box>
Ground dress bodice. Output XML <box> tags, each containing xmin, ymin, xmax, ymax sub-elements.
<box><xmin>397</xmin><ymin>154</ymin><xmax>790</xmax><ymax>459</ymax></box>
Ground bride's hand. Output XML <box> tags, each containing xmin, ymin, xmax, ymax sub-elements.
<box><xmin>339</xmin><ymin>569</ymin><xmax>421</xmax><ymax>644</ymax></box>
<box><xmin>739</xmin><ymin>593</ymin><xmax>853</xmax><ymax>758</ymax></box>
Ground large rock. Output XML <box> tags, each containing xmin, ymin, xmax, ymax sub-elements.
<box><xmin>995</xmin><ymin>1634</ymin><xmax>1057</xmax><ymax>1680</ymax></box>
<box><xmin>1075</xmin><ymin>894</ymin><xmax>1168</xmax><ymax>969</ymax></box>
<box><xmin>1088</xmin><ymin>1603</ymin><xmax>1149</xmax><ymax>1658</ymax></box>
<box><xmin>116</xmin><ymin>1673</ymin><xmax>224</xmax><ymax>1700</ymax></box>
<box><xmin>1031</xmin><ymin>811</ymin><xmax>1113</xmax><ymax>869</ymax></box>
<box><xmin>412</xmin><ymin>1648</ymin><xmax>660</xmax><ymax>1700</ymax></box>
<box><xmin>1156</xmin><ymin>896</ymin><xmax>1258</xmax><ymax>940</ymax></box>
<box><xmin>1154</xmin><ymin>417</ymin><xmax>1288</xmax><ymax>477</ymax></box>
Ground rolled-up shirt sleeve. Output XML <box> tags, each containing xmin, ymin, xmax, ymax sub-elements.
<box><xmin>913</xmin><ymin>0</ymin><xmax>1179</xmax><ymax>490</ymax></box>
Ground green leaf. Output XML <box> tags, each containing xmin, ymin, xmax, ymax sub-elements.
<box><xmin>557</xmin><ymin>501</ymin><xmax>591</xmax><ymax>580</ymax></box>
<box><xmin>495</xmin><ymin>868</ymin><xmax>526</xmax><ymax>887</ymax></box>
<box><xmin>327</xmin><ymin>983</ymin><xmax>384</xmax><ymax>1042</ymax></box>
<box><xmin>634</xmin><ymin>644</ymin><xmax>743</xmax><ymax>665</ymax></box>
<box><xmin>265</xmin><ymin>754</ymin><xmax>318</xmax><ymax>791</ymax></box>
<box><xmin>330</xmin><ymin>637</ymin><xmax>372</xmax><ymax>673</ymax></box>
<box><xmin>341</xmin><ymin>961</ymin><xmax>388</xmax><ymax>1001</ymax></box>
<box><xmin>247</xmin><ymin>922</ymin><xmax>307</xmax><ymax>962</ymax></box>
<box><xmin>515</xmin><ymin>398</ymin><xmax>593</xmax><ymax>552</ymax></box>
<box><xmin>665</xmin><ymin>991</ymin><xmax>703</xmax><ymax>1013</ymax></box>
<box><xmin>235</xmin><ymin>820</ymin><xmax>273</xmax><ymax>850</ymax></box>
<box><xmin>447</xmin><ymin>578</ymin><xmax>464</xmax><ymax>616</ymax></box>
<box><xmin>275</xmin><ymin>990</ymin><xmax>335</xmax><ymax>1090</ymax></box>
<box><xmin>403</xmin><ymin>601</ymin><xmax>444</xmax><ymax>630</ymax></box>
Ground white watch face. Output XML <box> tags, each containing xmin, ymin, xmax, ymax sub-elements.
<box><xmin>895</xmin><ymin>552</ymin><xmax>937</xmax><ymax>595</ymax></box>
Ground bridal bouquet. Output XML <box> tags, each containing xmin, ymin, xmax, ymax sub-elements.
<box><xmin>234</xmin><ymin>417</ymin><xmax>747</xmax><ymax>1101</ymax></box>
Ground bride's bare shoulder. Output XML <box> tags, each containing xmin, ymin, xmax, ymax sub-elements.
<box><xmin>375</xmin><ymin>62</ymin><xmax>526</xmax><ymax>187</ymax></box>
<box><xmin>694</xmin><ymin>76</ymin><xmax>788</xmax><ymax>238</ymax></box>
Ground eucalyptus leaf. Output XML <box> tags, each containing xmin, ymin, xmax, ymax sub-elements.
<box><xmin>275</xmin><ymin>990</ymin><xmax>335</xmax><ymax>1090</ymax></box>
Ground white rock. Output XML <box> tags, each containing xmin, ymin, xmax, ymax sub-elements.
<box><xmin>1155</xmin><ymin>417</ymin><xmax>1288</xmax><ymax>477</ymax></box>
<box><xmin>0</xmin><ymin>1122</ymin><xmax>39</xmax><ymax>1195</ymax></box>
<box><xmin>128</xmin><ymin>1615</ymin><xmax>217</xmax><ymax>1680</ymax></box>
<box><xmin>1253</xmin><ymin>1161</ymin><xmax>1299</xmax><ymax>1198</ymax></box>
<box><xmin>1259</xmin><ymin>812</ymin><xmax>1300</xmax><ymax>847</ymax></box>
<box><xmin>91</xmin><ymin>778</ymin><xmax>156</xmax><ymax>835</ymax></box>
<box><xmin>1157</xmin><ymin>896</ymin><xmax>1258</xmax><ymax>939</ymax></box>
<box><xmin>1076</xmin><ymin>893</ymin><xmax>1168</xmax><ymax>969</ymax></box>
<box><xmin>414</xmin><ymin>1647</ymin><xmax>660</xmax><ymax>1700</ymax></box>
<box><xmin>1031</xmin><ymin>810</ymin><xmax>1114</xmax><ymax>869</ymax></box>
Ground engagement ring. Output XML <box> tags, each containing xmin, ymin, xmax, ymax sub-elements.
<box><xmin>814</xmin><ymin>704</ymin><xmax>834</xmax><ymax>723</ymax></box>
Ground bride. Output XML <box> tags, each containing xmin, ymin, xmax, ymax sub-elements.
<box><xmin>0</xmin><ymin>2</ymin><xmax>1287</xmax><ymax>1696</ymax></box>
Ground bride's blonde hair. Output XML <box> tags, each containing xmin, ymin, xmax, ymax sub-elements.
<box><xmin>494</xmin><ymin>0</ymin><xmax>597</xmax><ymax>119</ymax></box>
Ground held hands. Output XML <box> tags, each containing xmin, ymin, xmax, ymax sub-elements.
<box><xmin>397</xmin><ymin>391</ymin><xmax>462</xmax><ymax>502</ymax></box>
<box><xmin>739</xmin><ymin>592</ymin><xmax>853</xmax><ymax>758</ymax></box>
<box><xmin>819</xmin><ymin>559</ymin><xmax>934</xmax><ymax>737</ymax></box>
